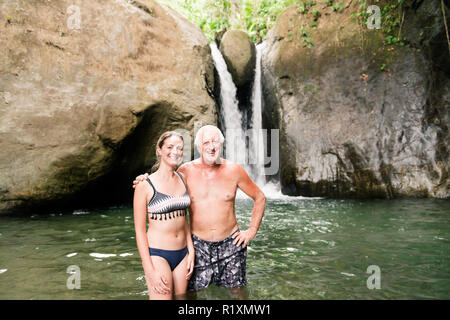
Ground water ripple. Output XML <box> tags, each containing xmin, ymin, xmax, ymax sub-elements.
<box><xmin>0</xmin><ymin>199</ymin><xmax>448</xmax><ymax>299</ymax></box>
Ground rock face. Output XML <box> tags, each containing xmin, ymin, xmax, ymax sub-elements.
<box><xmin>262</xmin><ymin>0</ymin><xmax>449</xmax><ymax>198</ymax></box>
<box><xmin>0</xmin><ymin>0</ymin><xmax>217</xmax><ymax>215</ymax></box>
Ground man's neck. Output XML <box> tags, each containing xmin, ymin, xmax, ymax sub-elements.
<box><xmin>199</xmin><ymin>157</ymin><xmax>224</xmax><ymax>168</ymax></box>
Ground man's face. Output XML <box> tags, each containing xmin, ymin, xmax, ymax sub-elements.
<box><xmin>201</xmin><ymin>129</ymin><xmax>222</xmax><ymax>166</ymax></box>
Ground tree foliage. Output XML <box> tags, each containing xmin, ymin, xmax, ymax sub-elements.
<box><xmin>156</xmin><ymin>0</ymin><xmax>298</xmax><ymax>43</ymax></box>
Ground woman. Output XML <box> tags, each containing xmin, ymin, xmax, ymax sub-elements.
<box><xmin>133</xmin><ymin>131</ymin><xmax>194</xmax><ymax>299</ymax></box>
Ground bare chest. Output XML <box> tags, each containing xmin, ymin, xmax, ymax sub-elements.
<box><xmin>187</xmin><ymin>172</ymin><xmax>237</xmax><ymax>202</ymax></box>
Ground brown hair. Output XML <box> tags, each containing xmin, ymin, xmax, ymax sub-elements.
<box><xmin>150</xmin><ymin>131</ymin><xmax>184</xmax><ymax>173</ymax></box>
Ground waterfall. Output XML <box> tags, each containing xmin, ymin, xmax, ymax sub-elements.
<box><xmin>249</xmin><ymin>42</ymin><xmax>285</xmax><ymax>197</ymax></box>
<box><xmin>209</xmin><ymin>43</ymin><xmax>248</xmax><ymax>172</ymax></box>
<box><xmin>210</xmin><ymin>41</ymin><xmax>287</xmax><ymax>198</ymax></box>
<box><xmin>248</xmin><ymin>42</ymin><xmax>267</xmax><ymax>187</ymax></box>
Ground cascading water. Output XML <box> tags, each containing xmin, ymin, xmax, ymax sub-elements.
<box><xmin>209</xmin><ymin>43</ymin><xmax>248</xmax><ymax>172</ymax></box>
<box><xmin>210</xmin><ymin>41</ymin><xmax>287</xmax><ymax>198</ymax></box>
<box><xmin>248</xmin><ymin>42</ymin><xmax>266</xmax><ymax>187</ymax></box>
<box><xmin>249</xmin><ymin>42</ymin><xmax>285</xmax><ymax>197</ymax></box>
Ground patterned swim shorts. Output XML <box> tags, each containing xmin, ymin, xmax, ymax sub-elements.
<box><xmin>187</xmin><ymin>230</ymin><xmax>248</xmax><ymax>291</ymax></box>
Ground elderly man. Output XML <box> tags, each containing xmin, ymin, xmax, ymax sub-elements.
<box><xmin>133</xmin><ymin>125</ymin><xmax>266</xmax><ymax>294</ymax></box>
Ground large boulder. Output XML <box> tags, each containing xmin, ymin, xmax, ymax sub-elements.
<box><xmin>219</xmin><ymin>29</ymin><xmax>256</xmax><ymax>88</ymax></box>
<box><xmin>262</xmin><ymin>0</ymin><xmax>449</xmax><ymax>198</ymax></box>
<box><xmin>219</xmin><ymin>29</ymin><xmax>256</xmax><ymax>129</ymax></box>
<box><xmin>0</xmin><ymin>0</ymin><xmax>218</xmax><ymax>215</ymax></box>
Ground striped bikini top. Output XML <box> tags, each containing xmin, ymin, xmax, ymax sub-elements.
<box><xmin>146</xmin><ymin>172</ymin><xmax>191</xmax><ymax>220</ymax></box>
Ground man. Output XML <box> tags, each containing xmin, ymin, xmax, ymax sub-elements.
<box><xmin>133</xmin><ymin>125</ymin><xmax>266</xmax><ymax>295</ymax></box>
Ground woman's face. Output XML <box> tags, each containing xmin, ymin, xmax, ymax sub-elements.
<box><xmin>158</xmin><ymin>135</ymin><xmax>184</xmax><ymax>167</ymax></box>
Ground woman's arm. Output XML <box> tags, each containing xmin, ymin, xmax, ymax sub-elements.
<box><xmin>133</xmin><ymin>181</ymin><xmax>170</xmax><ymax>295</ymax></box>
<box><xmin>185</xmin><ymin>210</ymin><xmax>195</xmax><ymax>280</ymax></box>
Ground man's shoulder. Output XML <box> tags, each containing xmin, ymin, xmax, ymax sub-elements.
<box><xmin>221</xmin><ymin>158</ymin><xmax>240</xmax><ymax>168</ymax></box>
<box><xmin>179</xmin><ymin>159</ymin><xmax>244</xmax><ymax>172</ymax></box>
<box><xmin>178</xmin><ymin>160</ymin><xmax>196</xmax><ymax>173</ymax></box>
<box><xmin>179</xmin><ymin>161</ymin><xmax>193</xmax><ymax>168</ymax></box>
<box><xmin>221</xmin><ymin>159</ymin><xmax>246</xmax><ymax>175</ymax></box>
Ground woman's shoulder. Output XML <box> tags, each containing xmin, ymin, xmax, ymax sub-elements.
<box><xmin>135</xmin><ymin>180</ymin><xmax>154</xmax><ymax>205</ymax></box>
<box><xmin>135</xmin><ymin>178</ymin><xmax>152</xmax><ymax>194</ymax></box>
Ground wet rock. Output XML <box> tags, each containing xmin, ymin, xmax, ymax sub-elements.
<box><xmin>219</xmin><ymin>30</ymin><xmax>257</xmax><ymax>127</ymax></box>
<box><xmin>262</xmin><ymin>0</ymin><xmax>449</xmax><ymax>199</ymax></box>
<box><xmin>219</xmin><ymin>29</ymin><xmax>256</xmax><ymax>88</ymax></box>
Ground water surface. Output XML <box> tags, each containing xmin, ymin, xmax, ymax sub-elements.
<box><xmin>0</xmin><ymin>198</ymin><xmax>448</xmax><ymax>299</ymax></box>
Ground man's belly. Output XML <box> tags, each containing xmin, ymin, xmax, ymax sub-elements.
<box><xmin>189</xmin><ymin>201</ymin><xmax>239</xmax><ymax>241</ymax></box>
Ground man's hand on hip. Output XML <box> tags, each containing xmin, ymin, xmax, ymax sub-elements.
<box><xmin>232</xmin><ymin>228</ymin><xmax>256</xmax><ymax>248</ymax></box>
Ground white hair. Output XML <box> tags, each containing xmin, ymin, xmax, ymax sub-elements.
<box><xmin>194</xmin><ymin>125</ymin><xmax>225</xmax><ymax>151</ymax></box>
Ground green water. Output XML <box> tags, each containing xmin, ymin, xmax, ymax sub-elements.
<box><xmin>0</xmin><ymin>198</ymin><xmax>448</xmax><ymax>300</ymax></box>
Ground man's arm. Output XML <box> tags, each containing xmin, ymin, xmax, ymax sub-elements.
<box><xmin>232</xmin><ymin>164</ymin><xmax>266</xmax><ymax>248</ymax></box>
